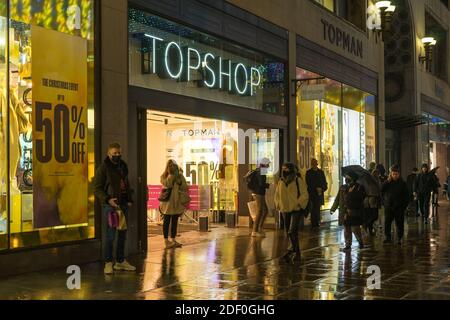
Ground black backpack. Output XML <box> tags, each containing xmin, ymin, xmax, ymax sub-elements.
<box><xmin>244</xmin><ymin>170</ymin><xmax>259</xmax><ymax>192</ymax></box>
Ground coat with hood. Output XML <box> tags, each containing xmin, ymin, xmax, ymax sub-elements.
<box><xmin>274</xmin><ymin>173</ymin><xmax>309</xmax><ymax>213</ymax></box>
<box><xmin>159</xmin><ymin>173</ymin><xmax>189</xmax><ymax>215</ymax></box>
<box><xmin>93</xmin><ymin>157</ymin><xmax>134</xmax><ymax>206</ymax></box>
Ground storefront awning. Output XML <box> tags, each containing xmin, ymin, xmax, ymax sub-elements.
<box><xmin>385</xmin><ymin>114</ymin><xmax>427</xmax><ymax>130</ymax></box>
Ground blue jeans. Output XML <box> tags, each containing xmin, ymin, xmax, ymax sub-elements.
<box><xmin>104</xmin><ymin>204</ymin><xmax>128</xmax><ymax>263</ymax></box>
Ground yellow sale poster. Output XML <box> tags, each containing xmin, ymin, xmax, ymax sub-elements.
<box><xmin>32</xmin><ymin>25</ymin><xmax>88</xmax><ymax>228</ymax></box>
<box><xmin>297</xmin><ymin>100</ymin><xmax>316</xmax><ymax>176</ymax></box>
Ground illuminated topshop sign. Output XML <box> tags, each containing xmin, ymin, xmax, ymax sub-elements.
<box><xmin>144</xmin><ymin>34</ymin><xmax>262</xmax><ymax>96</ymax></box>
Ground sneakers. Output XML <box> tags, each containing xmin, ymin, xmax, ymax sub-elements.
<box><xmin>113</xmin><ymin>260</ymin><xmax>136</xmax><ymax>271</ymax></box>
<box><xmin>104</xmin><ymin>262</ymin><xmax>114</xmax><ymax>275</ymax></box>
<box><xmin>172</xmin><ymin>240</ymin><xmax>183</xmax><ymax>248</ymax></box>
<box><xmin>165</xmin><ymin>240</ymin><xmax>175</xmax><ymax>249</ymax></box>
<box><xmin>165</xmin><ymin>239</ymin><xmax>182</xmax><ymax>248</ymax></box>
<box><xmin>252</xmin><ymin>231</ymin><xmax>264</xmax><ymax>238</ymax></box>
<box><xmin>251</xmin><ymin>231</ymin><xmax>265</xmax><ymax>238</ymax></box>
<box><xmin>342</xmin><ymin>245</ymin><xmax>351</xmax><ymax>252</ymax></box>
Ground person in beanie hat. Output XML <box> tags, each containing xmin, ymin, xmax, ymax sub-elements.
<box><xmin>382</xmin><ymin>165</ymin><xmax>409</xmax><ymax>245</ymax></box>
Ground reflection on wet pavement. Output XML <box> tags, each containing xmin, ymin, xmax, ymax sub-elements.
<box><xmin>1</xmin><ymin>203</ymin><xmax>449</xmax><ymax>300</ymax></box>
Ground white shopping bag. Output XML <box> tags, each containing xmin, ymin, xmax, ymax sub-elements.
<box><xmin>247</xmin><ymin>200</ymin><xmax>258</xmax><ymax>221</ymax></box>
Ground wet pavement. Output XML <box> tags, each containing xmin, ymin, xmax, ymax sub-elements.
<box><xmin>0</xmin><ymin>202</ymin><xmax>449</xmax><ymax>300</ymax></box>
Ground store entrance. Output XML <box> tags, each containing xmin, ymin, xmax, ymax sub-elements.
<box><xmin>145</xmin><ymin>110</ymin><xmax>280</xmax><ymax>241</ymax></box>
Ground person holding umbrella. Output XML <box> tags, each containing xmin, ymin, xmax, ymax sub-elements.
<box><xmin>381</xmin><ymin>165</ymin><xmax>409</xmax><ymax>245</ymax></box>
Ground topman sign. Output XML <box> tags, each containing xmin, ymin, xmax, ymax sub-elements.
<box><xmin>144</xmin><ymin>33</ymin><xmax>262</xmax><ymax>96</ymax></box>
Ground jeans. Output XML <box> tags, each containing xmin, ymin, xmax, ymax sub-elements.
<box><xmin>282</xmin><ymin>211</ymin><xmax>302</xmax><ymax>254</ymax></box>
<box><xmin>418</xmin><ymin>193</ymin><xmax>431</xmax><ymax>219</ymax></box>
<box><xmin>310</xmin><ymin>198</ymin><xmax>322</xmax><ymax>227</ymax></box>
<box><xmin>163</xmin><ymin>214</ymin><xmax>181</xmax><ymax>239</ymax></box>
<box><xmin>252</xmin><ymin>194</ymin><xmax>268</xmax><ymax>233</ymax></box>
<box><xmin>104</xmin><ymin>204</ymin><xmax>128</xmax><ymax>263</ymax></box>
<box><xmin>344</xmin><ymin>225</ymin><xmax>363</xmax><ymax>247</ymax></box>
<box><xmin>385</xmin><ymin>207</ymin><xmax>405</xmax><ymax>240</ymax></box>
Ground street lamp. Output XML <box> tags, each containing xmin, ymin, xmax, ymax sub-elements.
<box><xmin>419</xmin><ymin>37</ymin><xmax>437</xmax><ymax>71</ymax></box>
<box><xmin>374</xmin><ymin>1</ymin><xmax>396</xmax><ymax>39</ymax></box>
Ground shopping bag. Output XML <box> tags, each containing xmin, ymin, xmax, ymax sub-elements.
<box><xmin>247</xmin><ymin>200</ymin><xmax>258</xmax><ymax>221</ymax></box>
<box><xmin>117</xmin><ymin>208</ymin><xmax>128</xmax><ymax>231</ymax></box>
<box><xmin>108</xmin><ymin>210</ymin><xmax>119</xmax><ymax>228</ymax></box>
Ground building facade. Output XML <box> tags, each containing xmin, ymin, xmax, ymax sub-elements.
<box><xmin>384</xmin><ymin>0</ymin><xmax>450</xmax><ymax>185</ymax></box>
<box><xmin>0</xmin><ymin>0</ymin><xmax>385</xmax><ymax>276</ymax></box>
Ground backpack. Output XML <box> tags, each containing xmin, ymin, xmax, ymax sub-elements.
<box><xmin>244</xmin><ymin>170</ymin><xmax>259</xmax><ymax>192</ymax></box>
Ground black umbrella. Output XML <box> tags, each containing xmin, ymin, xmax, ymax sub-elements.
<box><xmin>342</xmin><ymin>165</ymin><xmax>380</xmax><ymax>196</ymax></box>
<box><xmin>430</xmin><ymin>167</ymin><xmax>440</xmax><ymax>175</ymax></box>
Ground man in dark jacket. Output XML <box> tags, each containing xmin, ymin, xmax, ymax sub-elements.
<box><xmin>382</xmin><ymin>165</ymin><xmax>409</xmax><ymax>245</ymax></box>
<box><xmin>247</xmin><ymin>157</ymin><xmax>271</xmax><ymax>237</ymax></box>
<box><xmin>94</xmin><ymin>142</ymin><xmax>135</xmax><ymax>274</ymax></box>
<box><xmin>406</xmin><ymin>167</ymin><xmax>419</xmax><ymax>216</ymax></box>
<box><xmin>413</xmin><ymin>163</ymin><xmax>433</xmax><ymax>224</ymax></box>
<box><xmin>306</xmin><ymin>158</ymin><xmax>328</xmax><ymax>228</ymax></box>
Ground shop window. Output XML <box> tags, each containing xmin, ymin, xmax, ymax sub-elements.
<box><xmin>314</xmin><ymin>0</ymin><xmax>335</xmax><ymax>12</ymax></box>
<box><xmin>297</xmin><ymin>68</ymin><xmax>376</xmax><ymax>211</ymax></box>
<box><xmin>129</xmin><ymin>8</ymin><xmax>287</xmax><ymax>116</ymax></box>
<box><xmin>313</xmin><ymin>0</ymin><xmax>366</xmax><ymax>31</ymax></box>
<box><xmin>425</xmin><ymin>11</ymin><xmax>448</xmax><ymax>81</ymax></box>
<box><xmin>146</xmin><ymin>111</ymin><xmax>279</xmax><ymax>223</ymax></box>
<box><xmin>1</xmin><ymin>1</ymin><xmax>96</xmax><ymax>249</ymax></box>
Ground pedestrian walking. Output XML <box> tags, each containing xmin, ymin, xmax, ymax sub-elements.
<box><xmin>159</xmin><ymin>160</ymin><xmax>190</xmax><ymax>249</ymax></box>
<box><xmin>376</xmin><ymin>164</ymin><xmax>388</xmax><ymax>184</ymax></box>
<box><xmin>414</xmin><ymin>163</ymin><xmax>434</xmax><ymax>224</ymax></box>
<box><xmin>445</xmin><ymin>171</ymin><xmax>450</xmax><ymax>200</ymax></box>
<box><xmin>93</xmin><ymin>142</ymin><xmax>136</xmax><ymax>274</ymax></box>
<box><xmin>274</xmin><ymin>163</ymin><xmax>309</xmax><ymax>264</ymax></box>
<box><xmin>406</xmin><ymin>167</ymin><xmax>419</xmax><ymax>216</ymax></box>
<box><xmin>382</xmin><ymin>165</ymin><xmax>409</xmax><ymax>245</ymax></box>
<box><xmin>306</xmin><ymin>158</ymin><xmax>328</xmax><ymax>229</ymax></box>
<box><xmin>331</xmin><ymin>171</ymin><xmax>365</xmax><ymax>251</ymax></box>
<box><xmin>363</xmin><ymin>169</ymin><xmax>381</xmax><ymax>236</ymax></box>
<box><xmin>244</xmin><ymin>157</ymin><xmax>271</xmax><ymax>237</ymax></box>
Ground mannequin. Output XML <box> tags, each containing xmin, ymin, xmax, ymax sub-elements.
<box><xmin>0</xmin><ymin>73</ymin><xmax>30</xmax><ymax>199</ymax></box>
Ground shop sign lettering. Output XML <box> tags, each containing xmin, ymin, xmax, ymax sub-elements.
<box><xmin>321</xmin><ymin>19</ymin><xmax>363</xmax><ymax>59</ymax></box>
<box><xmin>144</xmin><ymin>33</ymin><xmax>262</xmax><ymax>96</ymax></box>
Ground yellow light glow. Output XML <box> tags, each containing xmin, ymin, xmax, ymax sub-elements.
<box><xmin>422</xmin><ymin>37</ymin><xmax>436</xmax><ymax>46</ymax></box>
<box><xmin>386</xmin><ymin>5</ymin><xmax>396</xmax><ymax>12</ymax></box>
<box><xmin>375</xmin><ymin>1</ymin><xmax>391</xmax><ymax>9</ymax></box>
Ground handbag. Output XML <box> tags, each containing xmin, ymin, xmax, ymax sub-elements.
<box><xmin>158</xmin><ymin>187</ymin><xmax>172</xmax><ymax>202</ymax></box>
<box><xmin>179</xmin><ymin>190</ymin><xmax>191</xmax><ymax>206</ymax></box>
